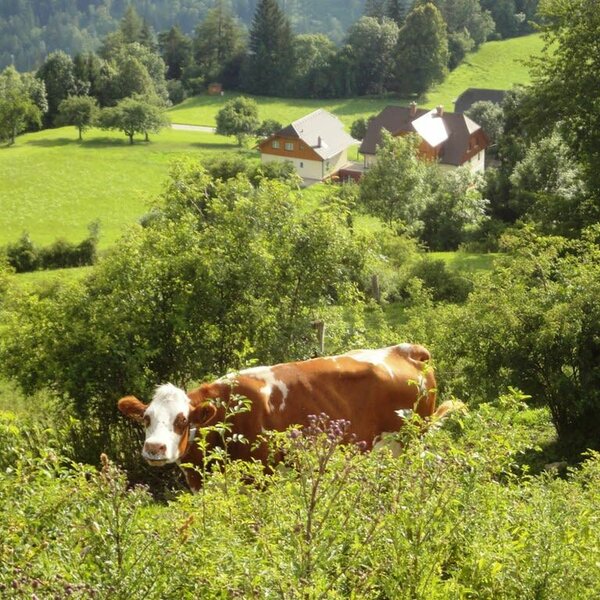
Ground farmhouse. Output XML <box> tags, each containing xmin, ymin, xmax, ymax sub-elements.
<box><xmin>258</xmin><ymin>109</ymin><xmax>358</xmax><ymax>185</ymax></box>
<box><xmin>359</xmin><ymin>104</ymin><xmax>489</xmax><ymax>173</ymax></box>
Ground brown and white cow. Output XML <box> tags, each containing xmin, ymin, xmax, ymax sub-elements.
<box><xmin>118</xmin><ymin>343</ymin><xmax>447</xmax><ymax>491</ymax></box>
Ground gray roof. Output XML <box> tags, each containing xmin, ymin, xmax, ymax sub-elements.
<box><xmin>276</xmin><ymin>109</ymin><xmax>357</xmax><ymax>160</ymax></box>
<box><xmin>359</xmin><ymin>105</ymin><xmax>487</xmax><ymax>166</ymax></box>
<box><xmin>453</xmin><ymin>88</ymin><xmax>506</xmax><ymax>114</ymax></box>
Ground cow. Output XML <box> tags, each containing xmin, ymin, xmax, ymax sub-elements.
<box><xmin>118</xmin><ymin>343</ymin><xmax>449</xmax><ymax>491</ymax></box>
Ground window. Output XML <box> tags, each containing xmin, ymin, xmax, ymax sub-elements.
<box><xmin>300</xmin><ymin>162</ymin><xmax>304</xmax><ymax>168</ymax></box>
<box><xmin>285</xmin><ymin>142</ymin><xmax>294</xmax><ymax>151</ymax></box>
<box><xmin>271</xmin><ymin>140</ymin><xmax>280</xmax><ymax>149</ymax></box>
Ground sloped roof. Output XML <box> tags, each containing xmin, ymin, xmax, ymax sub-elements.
<box><xmin>453</xmin><ymin>88</ymin><xmax>506</xmax><ymax>114</ymax></box>
<box><xmin>360</xmin><ymin>105</ymin><xmax>487</xmax><ymax>166</ymax></box>
<box><xmin>274</xmin><ymin>109</ymin><xmax>357</xmax><ymax>160</ymax></box>
<box><xmin>412</xmin><ymin>109</ymin><xmax>449</xmax><ymax>148</ymax></box>
<box><xmin>359</xmin><ymin>106</ymin><xmax>427</xmax><ymax>155</ymax></box>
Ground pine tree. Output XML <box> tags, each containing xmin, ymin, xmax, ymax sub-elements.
<box><xmin>119</xmin><ymin>6</ymin><xmax>143</xmax><ymax>44</ymax></box>
<box><xmin>194</xmin><ymin>1</ymin><xmax>246</xmax><ymax>83</ymax></box>
<box><xmin>385</xmin><ymin>0</ymin><xmax>413</xmax><ymax>25</ymax></box>
<box><xmin>364</xmin><ymin>0</ymin><xmax>386</xmax><ymax>19</ymax></box>
<box><xmin>395</xmin><ymin>2</ymin><xmax>449</xmax><ymax>94</ymax></box>
<box><xmin>243</xmin><ymin>0</ymin><xmax>295</xmax><ymax>95</ymax></box>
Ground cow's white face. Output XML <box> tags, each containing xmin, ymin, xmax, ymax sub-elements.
<box><xmin>117</xmin><ymin>383</ymin><xmax>219</xmax><ymax>467</ymax></box>
<box><xmin>142</xmin><ymin>384</ymin><xmax>191</xmax><ymax>465</ymax></box>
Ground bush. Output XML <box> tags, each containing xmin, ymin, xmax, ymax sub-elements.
<box><xmin>2</xmin><ymin>394</ymin><xmax>600</xmax><ymax>598</ymax></box>
<box><xmin>399</xmin><ymin>226</ymin><xmax>600</xmax><ymax>452</ymax></box>
<box><xmin>4</xmin><ymin>226</ymin><xmax>98</xmax><ymax>273</ymax></box>
<box><xmin>166</xmin><ymin>79</ymin><xmax>186</xmax><ymax>105</ymax></box>
<box><xmin>409</xmin><ymin>258</ymin><xmax>473</xmax><ymax>303</ymax></box>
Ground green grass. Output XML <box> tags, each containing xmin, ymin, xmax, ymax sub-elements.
<box><xmin>425</xmin><ymin>34</ymin><xmax>544</xmax><ymax>108</ymax></box>
<box><xmin>168</xmin><ymin>94</ymin><xmax>401</xmax><ymax>129</ymax></box>
<box><xmin>428</xmin><ymin>251</ymin><xmax>497</xmax><ymax>272</ymax></box>
<box><xmin>12</xmin><ymin>265</ymin><xmax>92</xmax><ymax>293</ymax></box>
<box><xmin>168</xmin><ymin>34</ymin><xmax>543</xmax><ymax>128</ymax></box>
<box><xmin>0</xmin><ymin>126</ymin><xmax>250</xmax><ymax>248</ymax></box>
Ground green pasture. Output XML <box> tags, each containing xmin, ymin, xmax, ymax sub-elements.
<box><xmin>428</xmin><ymin>251</ymin><xmax>497</xmax><ymax>272</ymax></box>
<box><xmin>426</xmin><ymin>33</ymin><xmax>544</xmax><ymax>107</ymax></box>
<box><xmin>168</xmin><ymin>34</ymin><xmax>543</xmax><ymax>128</ymax></box>
<box><xmin>0</xmin><ymin>126</ymin><xmax>250</xmax><ymax>248</ymax></box>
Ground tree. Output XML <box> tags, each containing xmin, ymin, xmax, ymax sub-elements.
<box><xmin>55</xmin><ymin>95</ymin><xmax>99</xmax><ymax>140</ymax></box>
<box><xmin>99</xmin><ymin>96</ymin><xmax>169</xmax><ymax>144</ymax></box>
<box><xmin>407</xmin><ymin>226</ymin><xmax>600</xmax><ymax>452</ymax></box>
<box><xmin>395</xmin><ymin>3</ymin><xmax>449</xmax><ymax>95</ymax></box>
<box><xmin>350</xmin><ymin>115</ymin><xmax>375</xmax><ymax>140</ymax></box>
<box><xmin>386</xmin><ymin>0</ymin><xmax>414</xmax><ymax>25</ymax></box>
<box><xmin>158</xmin><ymin>26</ymin><xmax>192</xmax><ymax>80</ymax></box>
<box><xmin>0</xmin><ymin>167</ymin><xmax>375</xmax><ymax>467</ymax></box>
<box><xmin>112</xmin><ymin>42</ymin><xmax>170</xmax><ymax>106</ymax></box>
<box><xmin>256</xmin><ymin>119</ymin><xmax>282</xmax><ymax>138</ymax></box>
<box><xmin>465</xmin><ymin>100</ymin><xmax>504</xmax><ymax>150</ymax></box>
<box><xmin>420</xmin><ymin>166</ymin><xmax>490</xmax><ymax>250</ymax></box>
<box><xmin>0</xmin><ymin>66</ymin><xmax>43</xmax><ymax>144</ymax></box>
<box><xmin>359</xmin><ymin>131</ymin><xmax>430</xmax><ymax>231</ymax></box>
<box><xmin>509</xmin><ymin>128</ymin><xmax>595</xmax><ymax>236</ymax></box>
<box><xmin>36</xmin><ymin>50</ymin><xmax>78</xmax><ymax>126</ymax></box>
<box><xmin>528</xmin><ymin>0</ymin><xmax>600</xmax><ymax>197</ymax></box>
<box><xmin>242</xmin><ymin>0</ymin><xmax>295</xmax><ymax>96</ymax></box>
<box><xmin>345</xmin><ymin>16</ymin><xmax>399</xmax><ymax>95</ymax></box>
<box><xmin>290</xmin><ymin>34</ymin><xmax>336</xmax><ymax>97</ymax></box>
<box><xmin>215</xmin><ymin>96</ymin><xmax>260</xmax><ymax>146</ymax></box>
<box><xmin>193</xmin><ymin>2</ymin><xmax>246</xmax><ymax>84</ymax></box>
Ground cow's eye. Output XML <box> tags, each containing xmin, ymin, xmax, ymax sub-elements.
<box><xmin>143</xmin><ymin>415</ymin><xmax>150</xmax><ymax>428</ymax></box>
<box><xmin>173</xmin><ymin>413</ymin><xmax>188</xmax><ymax>434</ymax></box>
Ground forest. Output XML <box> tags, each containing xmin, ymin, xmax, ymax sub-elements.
<box><xmin>1</xmin><ymin>0</ymin><xmax>538</xmax><ymax>72</ymax></box>
<box><xmin>1</xmin><ymin>0</ymin><xmax>600</xmax><ymax>596</ymax></box>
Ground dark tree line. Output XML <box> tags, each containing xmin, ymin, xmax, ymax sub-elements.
<box><xmin>2</xmin><ymin>0</ymin><xmax>540</xmax><ymax>98</ymax></box>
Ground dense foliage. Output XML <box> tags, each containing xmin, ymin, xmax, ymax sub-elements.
<box><xmin>3</xmin><ymin>226</ymin><xmax>99</xmax><ymax>272</ymax></box>
<box><xmin>1</xmin><ymin>394</ymin><xmax>599</xmax><ymax>598</ymax></box>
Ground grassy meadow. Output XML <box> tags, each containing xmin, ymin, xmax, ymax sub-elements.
<box><xmin>0</xmin><ymin>126</ymin><xmax>250</xmax><ymax>249</ymax></box>
<box><xmin>0</xmin><ymin>34</ymin><xmax>543</xmax><ymax>252</ymax></box>
<box><xmin>168</xmin><ymin>34</ymin><xmax>543</xmax><ymax>127</ymax></box>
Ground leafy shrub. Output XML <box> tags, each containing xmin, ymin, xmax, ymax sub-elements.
<box><xmin>4</xmin><ymin>225</ymin><xmax>98</xmax><ymax>273</ymax></box>
<box><xmin>2</xmin><ymin>393</ymin><xmax>600</xmax><ymax>598</ymax></box>
<box><xmin>409</xmin><ymin>258</ymin><xmax>473</xmax><ymax>303</ymax></box>
<box><xmin>399</xmin><ymin>226</ymin><xmax>600</xmax><ymax>452</ymax></box>
<box><xmin>0</xmin><ymin>169</ymin><xmax>378</xmax><ymax>479</ymax></box>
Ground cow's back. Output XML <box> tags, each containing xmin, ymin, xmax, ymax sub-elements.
<box><xmin>228</xmin><ymin>343</ymin><xmax>436</xmax><ymax>451</ymax></box>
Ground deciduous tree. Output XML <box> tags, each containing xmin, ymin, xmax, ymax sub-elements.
<box><xmin>215</xmin><ymin>96</ymin><xmax>259</xmax><ymax>146</ymax></box>
<box><xmin>359</xmin><ymin>131</ymin><xmax>430</xmax><ymax>231</ymax></box>
<box><xmin>56</xmin><ymin>95</ymin><xmax>99</xmax><ymax>140</ymax></box>
<box><xmin>99</xmin><ymin>96</ymin><xmax>169</xmax><ymax>144</ymax></box>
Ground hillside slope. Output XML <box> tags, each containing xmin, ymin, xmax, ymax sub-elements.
<box><xmin>168</xmin><ymin>34</ymin><xmax>543</xmax><ymax>127</ymax></box>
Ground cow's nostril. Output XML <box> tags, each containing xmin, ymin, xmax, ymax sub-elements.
<box><xmin>144</xmin><ymin>442</ymin><xmax>167</xmax><ymax>455</ymax></box>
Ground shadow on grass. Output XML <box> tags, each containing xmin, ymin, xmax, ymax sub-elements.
<box><xmin>24</xmin><ymin>137</ymin><xmax>74</xmax><ymax>147</ymax></box>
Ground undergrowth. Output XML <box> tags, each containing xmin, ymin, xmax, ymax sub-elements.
<box><xmin>0</xmin><ymin>390</ymin><xmax>598</xmax><ymax>599</ymax></box>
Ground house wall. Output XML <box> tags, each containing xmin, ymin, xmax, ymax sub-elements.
<box><xmin>261</xmin><ymin>149</ymin><xmax>349</xmax><ymax>182</ymax></box>
<box><xmin>259</xmin><ymin>136</ymin><xmax>322</xmax><ymax>161</ymax></box>
<box><xmin>465</xmin><ymin>148</ymin><xmax>485</xmax><ymax>173</ymax></box>
<box><xmin>261</xmin><ymin>154</ymin><xmax>324</xmax><ymax>181</ymax></box>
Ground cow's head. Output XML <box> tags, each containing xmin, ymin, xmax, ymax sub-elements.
<box><xmin>117</xmin><ymin>383</ymin><xmax>217</xmax><ymax>465</ymax></box>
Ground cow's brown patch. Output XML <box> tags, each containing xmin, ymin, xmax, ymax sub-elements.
<box><xmin>173</xmin><ymin>412</ymin><xmax>188</xmax><ymax>435</ymax></box>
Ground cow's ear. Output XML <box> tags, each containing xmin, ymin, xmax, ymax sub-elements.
<box><xmin>117</xmin><ymin>396</ymin><xmax>148</xmax><ymax>424</ymax></box>
<box><xmin>189</xmin><ymin>402</ymin><xmax>217</xmax><ymax>427</ymax></box>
